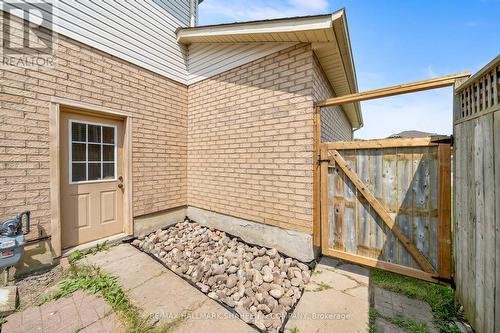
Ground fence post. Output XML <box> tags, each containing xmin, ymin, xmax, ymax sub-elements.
<box><xmin>437</xmin><ymin>143</ymin><xmax>452</xmax><ymax>280</ymax></box>
<box><xmin>320</xmin><ymin>145</ymin><xmax>330</xmax><ymax>252</ymax></box>
<box><xmin>313</xmin><ymin>106</ymin><xmax>322</xmax><ymax>248</ymax></box>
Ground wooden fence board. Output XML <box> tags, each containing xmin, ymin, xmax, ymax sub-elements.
<box><xmin>482</xmin><ymin>114</ymin><xmax>495</xmax><ymax>333</ymax></box>
<box><xmin>495</xmin><ymin>110</ymin><xmax>500</xmax><ymax>333</ymax></box>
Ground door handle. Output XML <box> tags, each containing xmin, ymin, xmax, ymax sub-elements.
<box><xmin>118</xmin><ymin>183</ymin><xmax>123</xmax><ymax>189</ymax></box>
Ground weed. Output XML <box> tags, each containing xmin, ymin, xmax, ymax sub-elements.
<box><xmin>289</xmin><ymin>327</ymin><xmax>300</xmax><ymax>333</ymax></box>
<box><xmin>368</xmin><ymin>308</ymin><xmax>378</xmax><ymax>333</ymax></box>
<box><xmin>313</xmin><ymin>281</ymin><xmax>332</xmax><ymax>292</ymax></box>
<box><xmin>68</xmin><ymin>241</ymin><xmax>111</xmax><ymax>264</ymax></box>
<box><xmin>371</xmin><ymin>269</ymin><xmax>461</xmax><ymax>333</ymax></box>
<box><xmin>36</xmin><ymin>263</ymin><xmax>179</xmax><ymax>332</ymax></box>
<box><xmin>391</xmin><ymin>316</ymin><xmax>430</xmax><ymax>333</ymax></box>
<box><xmin>311</xmin><ymin>270</ymin><xmax>323</xmax><ymax>276</ymax></box>
<box><xmin>369</xmin><ymin>307</ymin><xmax>430</xmax><ymax>333</ymax></box>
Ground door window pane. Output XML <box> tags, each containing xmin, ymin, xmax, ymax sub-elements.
<box><xmin>72</xmin><ymin>163</ymin><xmax>86</xmax><ymax>182</ymax></box>
<box><xmin>103</xmin><ymin>163</ymin><xmax>114</xmax><ymax>179</ymax></box>
<box><xmin>103</xmin><ymin>145</ymin><xmax>114</xmax><ymax>162</ymax></box>
<box><xmin>72</xmin><ymin>143</ymin><xmax>86</xmax><ymax>162</ymax></box>
<box><xmin>103</xmin><ymin>127</ymin><xmax>114</xmax><ymax>144</ymax></box>
<box><xmin>72</xmin><ymin>122</ymin><xmax>86</xmax><ymax>142</ymax></box>
<box><xmin>88</xmin><ymin>144</ymin><xmax>101</xmax><ymax>161</ymax></box>
<box><xmin>88</xmin><ymin>163</ymin><xmax>101</xmax><ymax>181</ymax></box>
<box><xmin>88</xmin><ymin>125</ymin><xmax>101</xmax><ymax>143</ymax></box>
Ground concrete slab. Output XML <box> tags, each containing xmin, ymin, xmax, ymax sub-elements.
<box><xmin>93</xmin><ymin>251</ymin><xmax>164</xmax><ymax>291</ymax></box>
<box><xmin>372</xmin><ymin>285</ymin><xmax>438</xmax><ymax>333</ymax></box>
<box><xmin>285</xmin><ymin>257</ymin><xmax>370</xmax><ymax>333</ymax></box>
<box><xmin>91</xmin><ymin>244</ymin><xmax>256</xmax><ymax>332</ymax></box>
<box><xmin>81</xmin><ymin>243</ymin><xmax>138</xmax><ymax>267</ymax></box>
<box><xmin>173</xmin><ymin>298</ymin><xmax>257</xmax><ymax>333</ymax></box>
<box><xmin>375</xmin><ymin>317</ymin><xmax>405</xmax><ymax>333</ymax></box>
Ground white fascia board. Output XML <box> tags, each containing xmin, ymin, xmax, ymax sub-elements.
<box><xmin>177</xmin><ymin>13</ymin><xmax>341</xmax><ymax>43</ymax></box>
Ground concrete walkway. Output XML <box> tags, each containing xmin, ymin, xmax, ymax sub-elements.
<box><xmin>285</xmin><ymin>257</ymin><xmax>370</xmax><ymax>333</ymax></box>
<box><xmin>82</xmin><ymin>243</ymin><xmax>256</xmax><ymax>333</ymax></box>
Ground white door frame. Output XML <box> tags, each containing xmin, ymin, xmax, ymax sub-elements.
<box><xmin>49</xmin><ymin>97</ymin><xmax>133</xmax><ymax>257</ymax></box>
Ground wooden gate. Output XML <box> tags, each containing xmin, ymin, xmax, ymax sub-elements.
<box><xmin>319</xmin><ymin>137</ymin><xmax>452</xmax><ymax>283</ymax></box>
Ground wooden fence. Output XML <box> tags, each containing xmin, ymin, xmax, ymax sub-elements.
<box><xmin>319</xmin><ymin>138</ymin><xmax>452</xmax><ymax>283</ymax></box>
<box><xmin>453</xmin><ymin>56</ymin><xmax>500</xmax><ymax>333</ymax></box>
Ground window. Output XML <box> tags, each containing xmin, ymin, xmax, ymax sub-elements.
<box><xmin>70</xmin><ymin>121</ymin><xmax>116</xmax><ymax>183</ymax></box>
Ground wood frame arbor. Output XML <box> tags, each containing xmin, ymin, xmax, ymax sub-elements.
<box><xmin>313</xmin><ymin>72</ymin><xmax>470</xmax><ymax>283</ymax></box>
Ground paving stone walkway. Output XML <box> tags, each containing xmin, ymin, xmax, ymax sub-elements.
<box><xmin>2</xmin><ymin>290</ymin><xmax>123</xmax><ymax>333</ymax></box>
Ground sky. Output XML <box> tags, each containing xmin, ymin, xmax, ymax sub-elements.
<box><xmin>198</xmin><ymin>0</ymin><xmax>500</xmax><ymax>139</ymax></box>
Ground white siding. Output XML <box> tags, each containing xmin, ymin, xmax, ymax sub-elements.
<box><xmin>187</xmin><ymin>42</ymin><xmax>296</xmax><ymax>84</ymax></box>
<box><xmin>3</xmin><ymin>0</ymin><xmax>191</xmax><ymax>83</ymax></box>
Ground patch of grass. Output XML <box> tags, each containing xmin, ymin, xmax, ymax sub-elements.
<box><xmin>368</xmin><ymin>308</ymin><xmax>378</xmax><ymax>333</ymax></box>
<box><xmin>371</xmin><ymin>269</ymin><xmax>461</xmax><ymax>333</ymax></box>
<box><xmin>288</xmin><ymin>327</ymin><xmax>300</xmax><ymax>333</ymax></box>
<box><xmin>68</xmin><ymin>241</ymin><xmax>111</xmax><ymax>264</ymax></box>
<box><xmin>37</xmin><ymin>263</ymin><xmax>182</xmax><ymax>332</ymax></box>
<box><xmin>311</xmin><ymin>270</ymin><xmax>323</xmax><ymax>276</ymax></box>
<box><xmin>369</xmin><ymin>308</ymin><xmax>430</xmax><ymax>333</ymax></box>
<box><xmin>313</xmin><ymin>281</ymin><xmax>332</xmax><ymax>292</ymax></box>
<box><xmin>391</xmin><ymin>316</ymin><xmax>430</xmax><ymax>333</ymax></box>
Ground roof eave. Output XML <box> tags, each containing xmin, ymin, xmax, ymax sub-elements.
<box><xmin>177</xmin><ymin>13</ymin><xmax>338</xmax><ymax>44</ymax></box>
<box><xmin>177</xmin><ymin>10</ymin><xmax>363</xmax><ymax>128</ymax></box>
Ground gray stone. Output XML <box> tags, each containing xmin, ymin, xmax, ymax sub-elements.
<box><xmin>226</xmin><ymin>275</ymin><xmax>237</xmax><ymax>289</ymax></box>
<box><xmin>252</xmin><ymin>258</ymin><xmax>264</xmax><ymax>271</ymax></box>
<box><xmin>266</xmin><ymin>248</ymin><xmax>278</xmax><ymax>258</ymax></box>
<box><xmin>263</xmin><ymin>273</ymin><xmax>273</xmax><ymax>283</ymax></box>
<box><xmin>279</xmin><ymin>296</ymin><xmax>293</xmax><ymax>308</ymax></box>
<box><xmin>291</xmin><ymin>277</ymin><xmax>301</xmax><ymax>287</ymax></box>
<box><xmin>269</xmin><ymin>289</ymin><xmax>283</xmax><ymax>299</ymax></box>
<box><xmin>253</xmin><ymin>271</ymin><xmax>263</xmax><ymax>286</ymax></box>
<box><xmin>210</xmin><ymin>264</ymin><xmax>225</xmax><ymax>276</ymax></box>
<box><xmin>257</xmin><ymin>304</ymin><xmax>271</xmax><ymax>314</ymax></box>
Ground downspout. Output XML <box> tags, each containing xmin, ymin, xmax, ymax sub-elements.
<box><xmin>189</xmin><ymin>0</ymin><xmax>197</xmax><ymax>27</ymax></box>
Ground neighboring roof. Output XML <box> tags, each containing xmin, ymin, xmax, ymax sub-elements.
<box><xmin>388</xmin><ymin>130</ymin><xmax>439</xmax><ymax>138</ymax></box>
<box><xmin>177</xmin><ymin>9</ymin><xmax>363</xmax><ymax>129</ymax></box>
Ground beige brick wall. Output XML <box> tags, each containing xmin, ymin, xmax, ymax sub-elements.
<box><xmin>0</xmin><ymin>24</ymin><xmax>187</xmax><ymax>240</ymax></box>
<box><xmin>312</xmin><ymin>55</ymin><xmax>353</xmax><ymax>142</ymax></box>
<box><xmin>188</xmin><ymin>44</ymin><xmax>317</xmax><ymax>234</ymax></box>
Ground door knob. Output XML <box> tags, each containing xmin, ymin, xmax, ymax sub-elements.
<box><xmin>118</xmin><ymin>183</ymin><xmax>123</xmax><ymax>189</ymax></box>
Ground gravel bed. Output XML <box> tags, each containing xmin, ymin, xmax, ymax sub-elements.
<box><xmin>132</xmin><ymin>220</ymin><xmax>312</xmax><ymax>332</ymax></box>
<box><xmin>16</xmin><ymin>265</ymin><xmax>64</xmax><ymax>308</ymax></box>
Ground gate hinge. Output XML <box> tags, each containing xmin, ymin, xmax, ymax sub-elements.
<box><xmin>318</xmin><ymin>158</ymin><xmax>331</xmax><ymax>164</ymax></box>
<box><xmin>431</xmin><ymin>275</ymin><xmax>455</xmax><ymax>288</ymax></box>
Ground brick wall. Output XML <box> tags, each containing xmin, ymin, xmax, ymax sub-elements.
<box><xmin>312</xmin><ymin>55</ymin><xmax>353</xmax><ymax>142</ymax></box>
<box><xmin>188</xmin><ymin>44</ymin><xmax>317</xmax><ymax>234</ymax></box>
<box><xmin>0</xmin><ymin>22</ymin><xmax>187</xmax><ymax>240</ymax></box>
